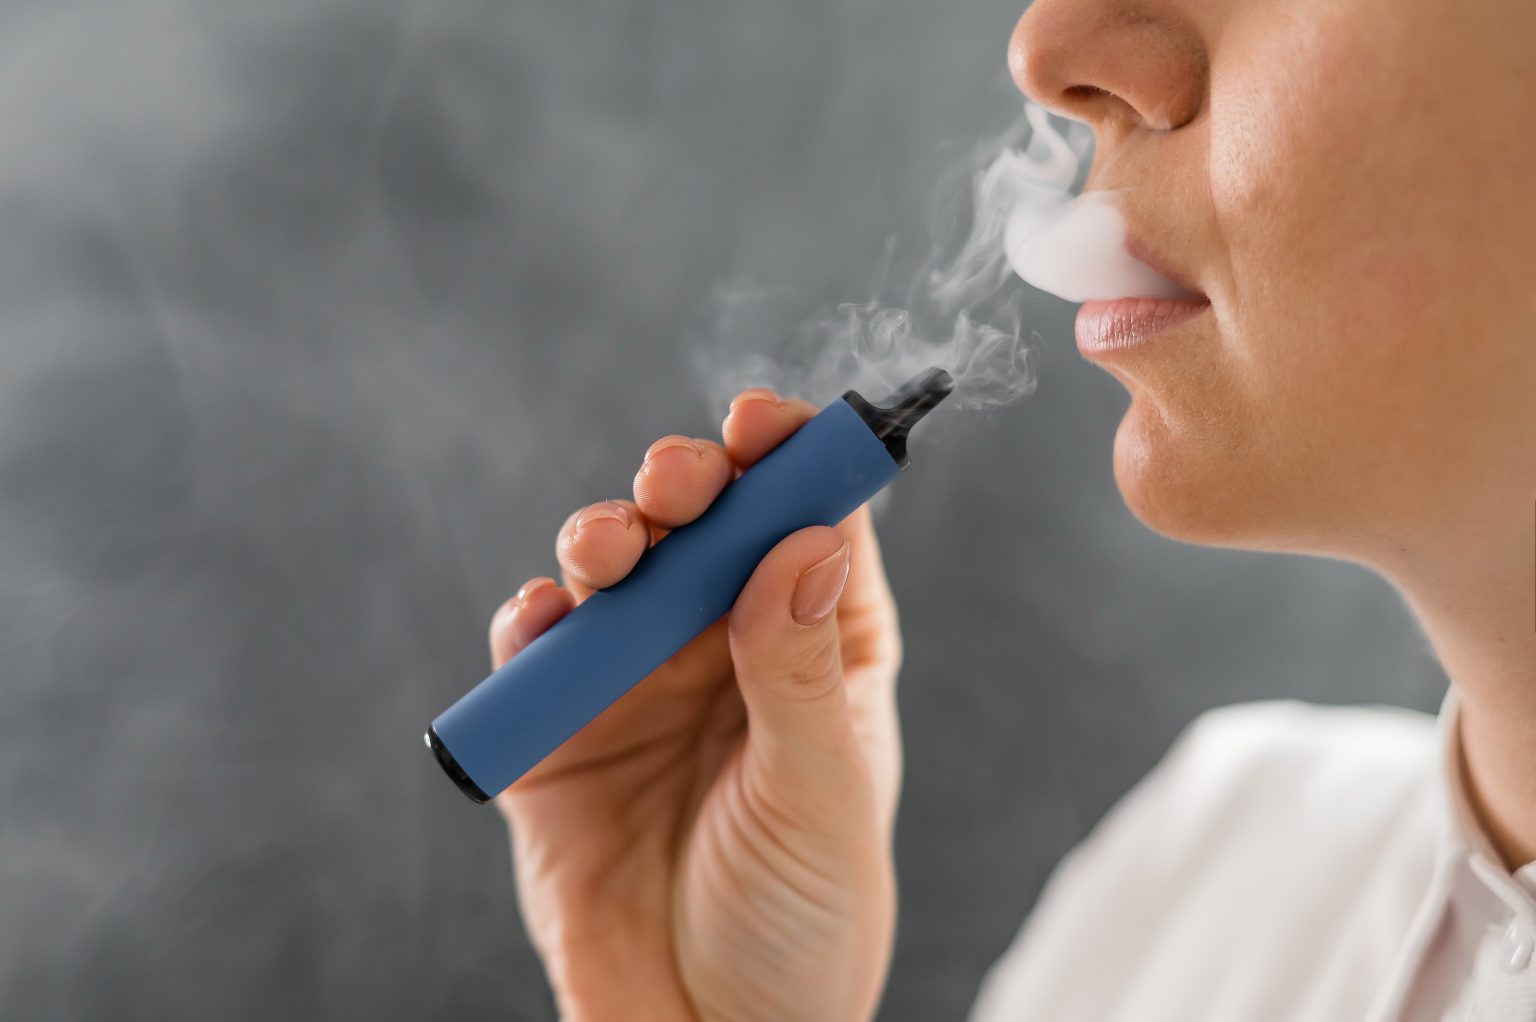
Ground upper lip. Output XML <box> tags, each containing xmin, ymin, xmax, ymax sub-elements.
<box><xmin>1119</xmin><ymin>222</ymin><xmax>1207</xmax><ymax>303</ymax></box>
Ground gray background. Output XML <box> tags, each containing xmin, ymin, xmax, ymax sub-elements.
<box><xmin>0</xmin><ymin>1</ymin><xmax>1448</xmax><ymax>1018</ymax></box>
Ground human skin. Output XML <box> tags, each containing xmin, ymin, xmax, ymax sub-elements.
<box><xmin>492</xmin><ymin>0</ymin><xmax>1536</xmax><ymax>1018</ymax></box>
<box><xmin>492</xmin><ymin>393</ymin><xmax>900</xmax><ymax>1022</ymax></box>
<box><xmin>1009</xmin><ymin>0</ymin><xmax>1536</xmax><ymax>866</ymax></box>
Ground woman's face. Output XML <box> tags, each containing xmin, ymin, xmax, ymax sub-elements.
<box><xmin>1010</xmin><ymin>0</ymin><xmax>1536</xmax><ymax>565</ymax></box>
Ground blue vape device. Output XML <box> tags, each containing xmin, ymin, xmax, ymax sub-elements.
<box><xmin>426</xmin><ymin>367</ymin><xmax>953</xmax><ymax>802</ymax></box>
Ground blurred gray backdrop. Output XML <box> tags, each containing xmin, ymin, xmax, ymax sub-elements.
<box><xmin>0</xmin><ymin>1</ymin><xmax>1448</xmax><ymax>1019</ymax></box>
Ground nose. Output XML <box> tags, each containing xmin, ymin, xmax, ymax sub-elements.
<box><xmin>1008</xmin><ymin>1</ymin><xmax>1208</xmax><ymax>134</ymax></box>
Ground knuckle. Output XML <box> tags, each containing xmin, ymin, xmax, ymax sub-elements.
<box><xmin>783</xmin><ymin>631</ymin><xmax>843</xmax><ymax>695</ymax></box>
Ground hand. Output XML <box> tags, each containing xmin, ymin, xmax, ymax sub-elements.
<box><xmin>489</xmin><ymin>388</ymin><xmax>903</xmax><ymax>1022</ymax></box>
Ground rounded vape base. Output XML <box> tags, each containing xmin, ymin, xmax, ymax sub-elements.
<box><xmin>425</xmin><ymin>726</ymin><xmax>491</xmax><ymax>804</ymax></box>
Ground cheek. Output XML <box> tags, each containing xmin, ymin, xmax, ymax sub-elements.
<box><xmin>1202</xmin><ymin>3</ymin><xmax>1468</xmax><ymax>473</ymax></box>
<box><xmin>1109</xmin><ymin>4</ymin><xmax>1454</xmax><ymax>548</ymax></box>
<box><xmin>1209</xmin><ymin>5</ymin><xmax>1439</xmax><ymax>328</ymax></box>
<box><xmin>1113</xmin><ymin>0</ymin><xmax>1536</xmax><ymax>553</ymax></box>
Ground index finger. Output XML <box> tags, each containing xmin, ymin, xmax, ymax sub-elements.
<box><xmin>721</xmin><ymin>389</ymin><xmax>898</xmax><ymax>643</ymax></box>
<box><xmin>721</xmin><ymin>389</ymin><xmax>821</xmax><ymax>470</ymax></box>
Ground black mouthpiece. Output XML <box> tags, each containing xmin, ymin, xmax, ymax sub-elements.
<box><xmin>842</xmin><ymin>367</ymin><xmax>954</xmax><ymax>468</ymax></box>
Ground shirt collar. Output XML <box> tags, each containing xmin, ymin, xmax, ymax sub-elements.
<box><xmin>1437</xmin><ymin>686</ymin><xmax>1504</xmax><ymax>866</ymax></box>
<box><xmin>1437</xmin><ymin>686</ymin><xmax>1536</xmax><ymax>909</ymax></box>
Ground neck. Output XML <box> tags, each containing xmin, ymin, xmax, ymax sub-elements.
<box><xmin>1386</xmin><ymin>503</ymin><xmax>1536</xmax><ymax>869</ymax></box>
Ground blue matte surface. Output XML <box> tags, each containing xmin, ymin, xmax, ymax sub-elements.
<box><xmin>430</xmin><ymin>397</ymin><xmax>902</xmax><ymax>798</ymax></box>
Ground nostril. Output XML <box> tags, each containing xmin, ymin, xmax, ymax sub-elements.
<box><xmin>1063</xmin><ymin>85</ymin><xmax>1112</xmax><ymax>103</ymax></box>
<box><xmin>1053</xmin><ymin>83</ymin><xmax>1146</xmax><ymax>135</ymax></box>
<box><xmin>1008</xmin><ymin>1</ymin><xmax>1208</xmax><ymax>135</ymax></box>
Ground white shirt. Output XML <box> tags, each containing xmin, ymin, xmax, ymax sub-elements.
<box><xmin>967</xmin><ymin>696</ymin><xmax>1536</xmax><ymax>1021</ymax></box>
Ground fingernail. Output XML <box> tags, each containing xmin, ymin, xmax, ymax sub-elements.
<box><xmin>643</xmin><ymin>436</ymin><xmax>706</xmax><ymax>464</ymax></box>
<box><xmin>729</xmin><ymin>388</ymin><xmax>782</xmax><ymax>413</ymax></box>
<box><xmin>507</xmin><ymin>603</ymin><xmax>544</xmax><ymax>651</ymax></box>
<box><xmin>495</xmin><ymin>579</ymin><xmax>555</xmax><ymax>653</ymax></box>
<box><xmin>575</xmin><ymin>501</ymin><xmax>631</xmax><ymax>533</ymax></box>
<box><xmin>791</xmin><ymin>542</ymin><xmax>850</xmax><ymax>625</ymax></box>
<box><xmin>515</xmin><ymin>577</ymin><xmax>556</xmax><ymax>603</ymax></box>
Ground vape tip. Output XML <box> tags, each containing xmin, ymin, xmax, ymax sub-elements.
<box><xmin>890</xmin><ymin>367</ymin><xmax>954</xmax><ymax>418</ymax></box>
<box><xmin>875</xmin><ymin>366</ymin><xmax>954</xmax><ymax>435</ymax></box>
<box><xmin>842</xmin><ymin>366</ymin><xmax>955</xmax><ymax>469</ymax></box>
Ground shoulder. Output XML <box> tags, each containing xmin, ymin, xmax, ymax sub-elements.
<box><xmin>1149</xmin><ymin>700</ymin><xmax>1438</xmax><ymax>827</ymax></box>
<box><xmin>1169</xmin><ymin>698</ymin><xmax>1436</xmax><ymax>773</ymax></box>
<box><xmin>1073</xmin><ymin>701</ymin><xmax>1438</xmax><ymax>878</ymax></box>
<box><xmin>969</xmin><ymin>701</ymin><xmax>1442</xmax><ymax>1021</ymax></box>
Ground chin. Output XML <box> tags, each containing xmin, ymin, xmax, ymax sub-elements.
<box><xmin>1109</xmin><ymin>394</ymin><xmax>1296</xmax><ymax>552</ymax></box>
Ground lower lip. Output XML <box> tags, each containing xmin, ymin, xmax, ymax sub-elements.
<box><xmin>1075</xmin><ymin>297</ymin><xmax>1210</xmax><ymax>358</ymax></box>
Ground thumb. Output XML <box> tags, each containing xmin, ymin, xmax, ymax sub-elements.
<box><xmin>729</xmin><ymin>526</ymin><xmax>862</xmax><ymax>798</ymax></box>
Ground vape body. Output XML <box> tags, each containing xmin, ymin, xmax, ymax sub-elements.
<box><xmin>428</xmin><ymin>370</ymin><xmax>951</xmax><ymax>802</ymax></box>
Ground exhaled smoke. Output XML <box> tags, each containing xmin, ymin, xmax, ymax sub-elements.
<box><xmin>691</xmin><ymin>100</ymin><xmax>1095</xmax><ymax>418</ymax></box>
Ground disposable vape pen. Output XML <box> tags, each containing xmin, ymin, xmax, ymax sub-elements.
<box><xmin>427</xmin><ymin>367</ymin><xmax>953</xmax><ymax>802</ymax></box>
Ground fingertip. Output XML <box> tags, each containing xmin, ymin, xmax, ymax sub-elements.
<box><xmin>632</xmin><ymin>436</ymin><xmax>733</xmax><ymax>527</ymax></box>
<box><xmin>730</xmin><ymin>386</ymin><xmax>783</xmax><ymax>408</ymax></box>
<box><xmin>781</xmin><ymin>397</ymin><xmax>819</xmax><ymax>421</ymax></box>
<box><xmin>488</xmin><ymin>576</ymin><xmax>556</xmax><ymax>637</ymax></box>
<box><xmin>488</xmin><ymin>595</ymin><xmax>521</xmax><ymax>654</ymax></box>
<box><xmin>556</xmin><ymin>499</ymin><xmax>649</xmax><ymax>592</ymax></box>
<box><xmin>787</xmin><ymin>524</ymin><xmax>849</xmax><ymax>567</ymax></box>
<box><xmin>722</xmin><ymin>395</ymin><xmax>818</xmax><ymax>469</ymax></box>
<box><xmin>832</xmin><ymin>502</ymin><xmax>897</xmax><ymax>625</ymax></box>
<box><xmin>489</xmin><ymin>578</ymin><xmax>575</xmax><ymax>666</ymax></box>
<box><xmin>761</xmin><ymin>524</ymin><xmax>848</xmax><ymax>579</ymax></box>
<box><xmin>731</xmin><ymin>525</ymin><xmax>847</xmax><ymax>629</ymax></box>
<box><xmin>729</xmin><ymin>525</ymin><xmax>854</xmax><ymax>729</ymax></box>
